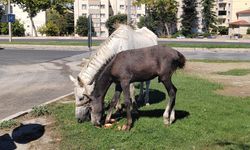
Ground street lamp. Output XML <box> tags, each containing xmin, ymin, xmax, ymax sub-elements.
<box><xmin>127</xmin><ymin>0</ymin><xmax>131</xmax><ymax>25</ymax></box>
<box><xmin>8</xmin><ymin>0</ymin><xmax>12</xmax><ymax>42</ymax></box>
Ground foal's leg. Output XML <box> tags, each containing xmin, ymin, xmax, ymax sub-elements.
<box><xmin>145</xmin><ymin>80</ymin><xmax>150</xmax><ymax>105</ymax></box>
<box><xmin>137</xmin><ymin>82</ymin><xmax>144</xmax><ymax>102</ymax></box>
<box><xmin>105</xmin><ymin>84</ymin><xmax>122</xmax><ymax>124</ymax></box>
<box><xmin>121</xmin><ymin>80</ymin><xmax>132</xmax><ymax>130</ymax></box>
<box><xmin>162</xmin><ymin>78</ymin><xmax>177</xmax><ymax>126</ymax></box>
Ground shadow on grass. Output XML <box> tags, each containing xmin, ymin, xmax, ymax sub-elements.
<box><xmin>215</xmin><ymin>140</ymin><xmax>250</xmax><ymax>149</ymax></box>
<box><xmin>135</xmin><ymin>89</ymin><xmax>166</xmax><ymax>107</ymax></box>
<box><xmin>138</xmin><ymin>109</ymin><xmax>190</xmax><ymax>120</ymax></box>
<box><xmin>0</xmin><ymin>123</ymin><xmax>45</xmax><ymax>149</ymax></box>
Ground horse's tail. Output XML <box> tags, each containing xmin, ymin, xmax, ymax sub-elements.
<box><xmin>174</xmin><ymin>51</ymin><xmax>186</xmax><ymax>69</ymax></box>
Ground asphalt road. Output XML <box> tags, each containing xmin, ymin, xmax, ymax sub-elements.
<box><xmin>0</xmin><ymin>47</ymin><xmax>250</xmax><ymax>120</ymax></box>
<box><xmin>0</xmin><ymin>48</ymin><xmax>92</xmax><ymax>120</ymax></box>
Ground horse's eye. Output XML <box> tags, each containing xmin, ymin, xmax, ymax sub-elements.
<box><xmin>79</xmin><ymin>97</ymin><xmax>84</xmax><ymax>101</ymax></box>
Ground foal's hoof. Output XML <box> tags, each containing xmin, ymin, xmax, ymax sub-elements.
<box><xmin>117</xmin><ymin>125</ymin><xmax>130</xmax><ymax>131</ymax></box>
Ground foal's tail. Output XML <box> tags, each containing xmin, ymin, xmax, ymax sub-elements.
<box><xmin>175</xmin><ymin>51</ymin><xmax>186</xmax><ymax>69</ymax></box>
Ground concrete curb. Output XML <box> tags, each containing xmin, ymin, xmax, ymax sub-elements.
<box><xmin>0</xmin><ymin>44</ymin><xmax>94</xmax><ymax>51</ymax></box>
<box><xmin>0</xmin><ymin>92</ymin><xmax>73</xmax><ymax>122</ymax></box>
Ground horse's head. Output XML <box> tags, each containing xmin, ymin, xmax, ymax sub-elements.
<box><xmin>69</xmin><ymin>75</ymin><xmax>91</xmax><ymax>123</ymax></box>
<box><xmin>69</xmin><ymin>75</ymin><xmax>102</xmax><ymax>126</ymax></box>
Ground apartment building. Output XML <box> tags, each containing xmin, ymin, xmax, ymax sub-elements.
<box><xmin>0</xmin><ymin>3</ymin><xmax>46</xmax><ymax>36</ymax></box>
<box><xmin>74</xmin><ymin>0</ymin><xmax>146</xmax><ymax>37</ymax></box>
<box><xmin>216</xmin><ymin>0</ymin><xmax>249</xmax><ymax>26</ymax></box>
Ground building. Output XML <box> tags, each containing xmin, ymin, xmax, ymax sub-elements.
<box><xmin>229</xmin><ymin>9</ymin><xmax>250</xmax><ymax>35</ymax></box>
<box><xmin>74</xmin><ymin>0</ymin><xmax>146</xmax><ymax>37</ymax></box>
<box><xmin>216</xmin><ymin>0</ymin><xmax>249</xmax><ymax>27</ymax></box>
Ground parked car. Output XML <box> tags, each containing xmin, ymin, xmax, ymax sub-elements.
<box><xmin>233</xmin><ymin>34</ymin><xmax>242</xmax><ymax>39</ymax></box>
<box><xmin>176</xmin><ymin>35</ymin><xmax>185</xmax><ymax>39</ymax></box>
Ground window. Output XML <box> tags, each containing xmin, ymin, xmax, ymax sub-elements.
<box><xmin>82</xmin><ymin>13</ymin><xmax>87</xmax><ymax>17</ymax></box>
<box><xmin>120</xmin><ymin>5</ymin><xmax>124</xmax><ymax>9</ymax></box>
<box><xmin>82</xmin><ymin>4</ymin><xmax>87</xmax><ymax>9</ymax></box>
<box><xmin>137</xmin><ymin>14</ymin><xmax>141</xmax><ymax>18</ymax></box>
<box><xmin>92</xmin><ymin>14</ymin><xmax>100</xmax><ymax>18</ymax></box>
<box><xmin>100</xmin><ymin>4</ymin><xmax>105</xmax><ymax>9</ymax></box>
<box><xmin>100</xmin><ymin>13</ymin><xmax>105</xmax><ymax>18</ymax></box>
<box><xmin>218</xmin><ymin>11</ymin><xmax>226</xmax><ymax>16</ymax></box>
<box><xmin>137</xmin><ymin>6</ymin><xmax>141</xmax><ymax>10</ymax></box>
<box><xmin>89</xmin><ymin>4</ymin><xmax>99</xmax><ymax>9</ymax></box>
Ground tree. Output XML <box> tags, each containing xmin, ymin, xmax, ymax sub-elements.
<box><xmin>135</xmin><ymin>0</ymin><xmax>178</xmax><ymax>36</ymax></box>
<box><xmin>76</xmin><ymin>16</ymin><xmax>94</xmax><ymax>37</ymax></box>
<box><xmin>1</xmin><ymin>19</ymin><xmax>25</xmax><ymax>36</ymax></box>
<box><xmin>181</xmin><ymin>0</ymin><xmax>198</xmax><ymax>36</ymax></box>
<box><xmin>46</xmin><ymin>9</ymin><xmax>74</xmax><ymax>36</ymax></box>
<box><xmin>12</xmin><ymin>0</ymin><xmax>50</xmax><ymax>37</ymax></box>
<box><xmin>0</xmin><ymin>5</ymin><xmax>4</xmax><ymax>21</ymax></box>
<box><xmin>105</xmin><ymin>14</ymin><xmax>127</xmax><ymax>35</ymax></box>
<box><xmin>201</xmin><ymin>0</ymin><xmax>217</xmax><ymax>33</ymax></box>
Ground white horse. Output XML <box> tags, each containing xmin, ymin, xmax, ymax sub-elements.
<box><xmin>70</xmin><ymin>24</ymin><xmax>158</xmax><ymax>123</ymax></box>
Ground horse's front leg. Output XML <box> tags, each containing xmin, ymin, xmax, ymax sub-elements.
<box><xmin>105</xmin><ymin>83</ymin><xmax>122</xmax><ymax>124</ymax></box>
<box><xmin>121</xmin><ymin>80</ymin><xmax>132</xmax><ymax>131</ymax></box>
<box><xmin>162</xmin><ymin>78</ymin><xmax>176</xmax><ymax>126</ymax></box>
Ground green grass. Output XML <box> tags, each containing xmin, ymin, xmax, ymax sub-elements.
<box><xmin>1</xmin><ymin>40</ymin><xmax>250</xmax><ymax>48</ymax></box>
<box><xmin>31</xmin><ymin>105</ymin><xmax>51</xmax><ymax>117</ymax></box>
<box><xmin>217</xmin><ymin>69</ymin><xmax>250</xmax><ymax>76</ymax></box>
<box><xmin>49</xmin><ymin>72</ymin><xmax>250</xmax><ymax>150</ymax></box>
<box><xmin>165</xmin><ymin>43</ymin><xmax>250</xmax><ymax>49</ymax></box>
<box><xmin>0</xmin><ymin>41</ymin><xmax>101</xmax><ymax>46</ymax></box>
<box><xmin>190</xmin><ymin>59</ymin><xmax>250</xmax><ymax>63</ymax></box>
<box><xmin>0</xmin><ymin>120</ymin><xmax>18</xmax><ymax>129</ymax></box>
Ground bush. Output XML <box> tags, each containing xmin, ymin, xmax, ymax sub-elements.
<box><xmin>0</xmin><ymin>120</ymin><xmax>18</xmax><ymax>129</ymax></box>
<box><xmin>0</xmin><ymin>19</ymin><xmax>25</xmax><ymax>36</ymax></box>
<box><xmin>105</xmin><ymin>14</ymin><xmax>127</xmax><ymax>35</ymax></box>
<box><xmin>38</xmin><ymin>21</ymin><xmax>60</xmax><ymax>36</ymax></box>
<box><xmin>31</xmin><ymin>105</ymin><xmax>51</xmax><ymax>117</ymax></box>
<box><xmin>218</xmin><ymin>26</ymin><xmax>228</xmax><ymax>35</ymax></box>
<box><xmin>76</xmin><ymin>16</ymin><xmax>88</xmax><ymax>36</ymax></box>
<box><xmin>45</xmin><ymin>21</ymin><xmax>60</xmax><ymax>36</ymax></box>
<box><xmin>247</xmin><ymin>28</ymin><xmax>250</xmax><ymax>34</ymax></box>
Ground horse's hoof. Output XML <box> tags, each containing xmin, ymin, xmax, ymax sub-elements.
<box><xmin>110</xmin><ymin>119</ymin><xmax>116</xmax><ymax>123</ymax></box>
<box><xmin>146</xmin><ymin>103</ymin><xmax>150</xmax><ymax>106</ymax></box>
<box><xmin>104</xmin><ymin>123</ymin><xmax>113</xmax><ymax>128</ymax></box>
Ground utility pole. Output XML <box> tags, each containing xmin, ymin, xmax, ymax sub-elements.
<box><xmin>8</xmin><ymin>0</ymin><xmax>12</xmax><ymax>42</ymax></box>
<box><xmin>127</xmin><ymin>0</ymin><xmax>131</xmax><ymax>25</ymax></box>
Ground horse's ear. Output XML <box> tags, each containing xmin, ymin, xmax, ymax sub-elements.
<box><xmin>77</xmin><ymin>76</ymin><xmax>84</xmax><ymax>87</ymax></box>
<box><xmin>83</xmin><ymin>94</ymin><xmax>94</xmax><ymax>101</ymax></box>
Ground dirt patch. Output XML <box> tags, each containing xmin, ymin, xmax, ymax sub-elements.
<box><xmin>0</xmin><ymin>115</ymin><xmax>61</xmax><ymax>150</ymax></box>
<box><xmin>184</xmin><ymin>61</ymin><xmax>250</xmax><ymax>97</ymax></box>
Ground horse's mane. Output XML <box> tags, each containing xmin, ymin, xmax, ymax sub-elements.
<box><xmin>79</xmin><ymin>24</ymin><xmax>158</xmax><ymax>85</ymax></box>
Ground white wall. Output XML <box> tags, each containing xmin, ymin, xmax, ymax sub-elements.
<box><xmin>12</xmin><ymin>4</ymin><xmax>46</xmax><ymax>36</ymax></box>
